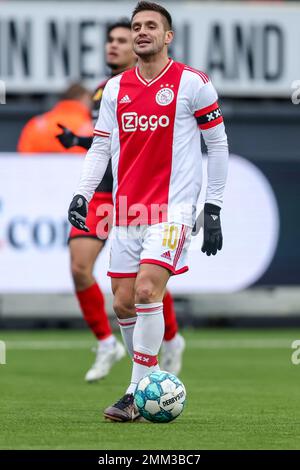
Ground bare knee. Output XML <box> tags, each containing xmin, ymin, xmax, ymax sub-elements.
<box><xmin>111</xmin><ymin>278</ymin><xmax>136</xmax><ymax>319</ymax></box>
<box><xmin>71</xmin><ymin>260</ymin><xmax>93</xmax><ymax>291</ymax></box>
<box><xmin>113</xmin><ymin>296</ymin><xmax>135</xmax><ymax>319</ymax></box>
<box><xmin>135</xmin><ymin>281</ymin><xmax>157</xmax><ymax>304</ymax></box>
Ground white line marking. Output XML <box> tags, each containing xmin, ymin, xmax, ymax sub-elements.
<box><xmin>188</xmin><ymin>339</ymin><xmax>292</xmax><ymax>349</ymax></box>
<box><xmin>5</xmin><ymin>340</ymin><xmax>92</xmax><ymax>350</ymax></box>
<box><xmin>2</xmin><ymin>338</ymin><xmax>293</xmax><ymax>350</ymax></box>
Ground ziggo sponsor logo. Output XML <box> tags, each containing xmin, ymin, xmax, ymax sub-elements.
<box><xmin>121</xmin><ymin>112</ymin><xmax>170</xmax><ymax>132</ymax></box>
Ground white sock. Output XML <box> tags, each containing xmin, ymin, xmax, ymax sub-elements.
<box><xmin>126</xmin><ymin>302</ymin><xmax>164</xmax><ymax>395</ymax></box>
<box><xmin>98</xmin><ymin>334</ymin><xmax>116</xmax><ymax>350</ymax></box>
<box><xmin>117</xmin><ymin>316</ymin><xmax>137</xmax><ymax>358</ymax></box>
<box><xmin>163</xmin><ymin>333</ymin><xmax>181</xmax><ymax>350</ymax></box>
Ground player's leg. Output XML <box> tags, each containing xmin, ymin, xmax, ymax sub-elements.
<box><xmin>140</xmin><ymin>222</ymin><xmax>190</xmax><ymax>379</ymax></box>
<box><xmin>70</xmin><ymin>236</ymin><xmax>111</xmax><ymax>340</ymax></box>
<box><xmin>104</xmin><ymin>226</ymin><xmax>142</xmax><ymax>421</ymax></box>
<box><xmin>161</xmin><ymin>290</ymin><xmax>185</xmax><ymax>375</ymax></box>
<box><xmin>104</xmin><ymin>266</ymin><xmax>169</xmax><ymax>422</ymax></box>
<box><xmin>70</xmin><ymin>191</ymin><xmax>125</xmax><ymax>381</ymax></box>
<box><xmin>111</xmin><ymin>281</ymin><xmax>181</xmax><ymax>367</ymax></box>
<box><xmin>112</xmin><ymin>277</ymin><xmax>137</xmax><ymax>358</ymax></box>
<box><xmin>163</xmin><ymin>291</ymin><xmax>178</xmax><ymax>343</ymax></box>
<box><xmin>70</xmin><ymin>237</ymin><xmax>125</xmax><ymax>382</ymax></box>
<box><xmin>128</xmin><ymin>263</ymin><xmax>170</xmax><ymax>392</ymax></box>
<box><xmin>106</xmin><ymin>225</ymin><xmax>141</xmax><ymax>359</ymax></box>
<box><xmin>103</xmin><ymin>276</ymin><xmax>138</xmax><ymax>422</ymax></box>
<box><xmin>103</xmin><ymin>223</ymin><xmax>190</xmax><ymax>422</ymax></box>
<box><xmin>113</xmin><ymin>285</ymin><xmax>185</xmax><ymax>374</ymax></box>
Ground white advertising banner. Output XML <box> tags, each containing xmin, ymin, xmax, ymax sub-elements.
<box><xmin>0</xmin><ymin>154</ymin><xmax>279</xmax><ymax>293</ymax></box>
<box><xmin>0</xmin><ymin>2</ymin><xmax>298</xmax><ymax>96</ymax></box>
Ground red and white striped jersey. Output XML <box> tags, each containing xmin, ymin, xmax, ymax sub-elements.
<box><xmin>89</xmin><ymin>59</ymin><xmax>228</xmax><ymax>227</ymax></box>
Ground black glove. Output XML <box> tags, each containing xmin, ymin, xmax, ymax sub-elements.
<box><xmin>68</xmin><ymin>195</ymin><xmax>89</xmax><ymax>232</ymax></box>
<box><xmin>56</xmin><ymin>123</ymin><xmax>79</xmax><ymax>149</ymax></box>
<box><xmin>201</xmin><ymin>203</ymin><xmax>223</xmax><ymax>256</ymax></box>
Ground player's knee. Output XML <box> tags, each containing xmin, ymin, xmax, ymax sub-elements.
<box><xmin>135</xmin><ymin>282</ymin><xmax>156</xmax><ymax>304</ymax></box>
<box><xmin>71</xmin><ymin>261</ymin><xmax>92</xmax><ymax>290</ymax></box>
<box><xmin>113</xmin><ymin>297</ymin><xmax>134</xmax><ymax>319</ymax></box>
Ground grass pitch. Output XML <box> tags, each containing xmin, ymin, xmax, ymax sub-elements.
<box><xmin>1</xmin><ymin>328</ymin><xmax>300</xmax><ymax>450</ymax></box>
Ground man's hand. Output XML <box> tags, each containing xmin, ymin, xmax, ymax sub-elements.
<box><xmin>68</xmin><ymin>195</ymin><xmax>89</xmax><ymax>232</ymax></box>
<box><xmin>201</xmin><ymin>203</ymin><xmax>223</xmax><ymax>256</ymax></box>
<box><xmin>192</xmin><ymin>209</ymin><xmax>204</xmax><ymax>236</ymax></box>
<box><xmin>56</xmin><ymin>123</ymin><xmax>79</xmax><ymax>149</ymax></box>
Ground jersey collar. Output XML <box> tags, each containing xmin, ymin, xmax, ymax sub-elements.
<box><xmin>135</xmin><ymin>58</ymin><xmax>174</xmax><ymax>87</ymax></box>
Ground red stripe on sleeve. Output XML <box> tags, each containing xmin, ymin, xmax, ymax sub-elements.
<box><xmin>194</xmin><ymin>101</ymin><xmax>219</xmax><ymax>118</ymax></box>
<box><xmin>94</xmin><ymin>129</ymin><xmax>110</xmax><ymax>137</ymax></box>
<box><xmin>199</xmin><ymin>116</ymin><xmax>224</xmax><ymax>130</ymax></box>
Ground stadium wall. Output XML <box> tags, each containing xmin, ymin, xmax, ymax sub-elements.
<box><xmin>0</xmin><ymin>1</ymin><xmax>299</xmax><ymax>97</ymax></box>
<box><xmin>0</xmin><ymin>1</ymin><xmax>299</xmax><ymax>323</ymax></box>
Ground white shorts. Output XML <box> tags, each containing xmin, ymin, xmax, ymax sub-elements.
<box><xmin>108</xmin><ymin>222</ymin><xmax>192</xmax><ymax>278</ymax></box>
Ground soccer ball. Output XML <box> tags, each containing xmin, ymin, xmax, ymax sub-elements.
<box><xmin>134</xmin><ymin>371</ymin><xmax>186</xmax><ymax>423</ymax></box>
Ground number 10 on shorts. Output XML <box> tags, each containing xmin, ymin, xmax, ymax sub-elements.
<box><xmin>162</xmin><ymin>224</ymin><xmax>179</xmax><ymax>250</ymax></box>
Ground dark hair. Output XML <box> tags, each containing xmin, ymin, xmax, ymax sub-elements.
<box><xmin>131</xmin><ymin>1</ymin><xmax>172</xmax><ymax>30</ymax></box>
<box><xmin>61</xmin><ymin>83</ymin><xmax>90</xmax><ymax>101</ymax></box>
<box><xmin>107</xmin><ymin>18</ymin><xmax>131</xmax><ymax>39</ymax></box>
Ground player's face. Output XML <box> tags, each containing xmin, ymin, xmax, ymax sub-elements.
<box><xmin>131</xmin><ymin>11</ymin><xmax>173</xmax><ymax>58</ymax></box>
<box><xmin>105</xmin><ymin>27</ymin><xmax>135</xmax><ymax>70</ymax></box>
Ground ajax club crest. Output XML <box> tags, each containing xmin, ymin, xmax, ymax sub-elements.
<box><xmin>156</xmin><ymin>86</ymin><xmax>174</xmax><ymax>106</ymax></box>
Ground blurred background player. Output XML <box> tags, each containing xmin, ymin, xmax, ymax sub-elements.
<box><xmin>18</xmin><ymin>83</ymin><xmax>93</xmax><ymax>153</ymax></box>
<box><xmin>17</xmin><ymin>82</ymin><xmax>127</xmax><ymax>381</ymax></box>
<box><xmin>58</xmin><ymin>20</ymin><xmax>185</xmax><ymax>380</ymax></box>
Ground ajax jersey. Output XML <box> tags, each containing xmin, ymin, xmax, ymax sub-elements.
<box><xmin>94</xmin><ymin>59</ymin><xmax>226</xmax><ymax>227</ymax></box>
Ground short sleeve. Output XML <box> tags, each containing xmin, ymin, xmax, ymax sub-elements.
<box><xmin>94</xmin><ymin>82</ymin><xmax>115</xmax><ymax>138</ymax></box>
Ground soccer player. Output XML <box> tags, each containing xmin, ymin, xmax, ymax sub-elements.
<box><xmin>58</xmin><ymin>20</ymin><xmax>185</xmax><ymax>382</ymax></box>
<box><xmin>68</xmin><ymin>1</ymin><xmax>228</xmax><ymax>421</ymax></box>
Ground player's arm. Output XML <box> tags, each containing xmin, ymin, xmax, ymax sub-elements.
<box><xmin>56</xmin><ymin>124</ymin><xmax>93</xmax><ymax>150</ymax></box>
<box><xmin>68</xmin><ymin>85</ymin><xmax>114</xmax><ymax>231</ymax></box>
<box><xmin>193</xmin><ymin>79</ymin><xmax>229</xmax><ymax>256</ymax></box>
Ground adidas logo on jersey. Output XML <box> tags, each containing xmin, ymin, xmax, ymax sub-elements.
<box><xmin>119</xmin><ymin>95</ymin><xmax>131</xmax><ymax>103</ymax></box>
<box><xmin>161</xmin><ymin>251</ymin><xmax>172</xmax><ymax>261</ymax></box>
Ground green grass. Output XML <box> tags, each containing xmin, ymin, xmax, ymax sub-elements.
<box><xmin>1</xmin><ymin>328</ymin><xmax>300</xmax><ymax>450</ymax></box>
